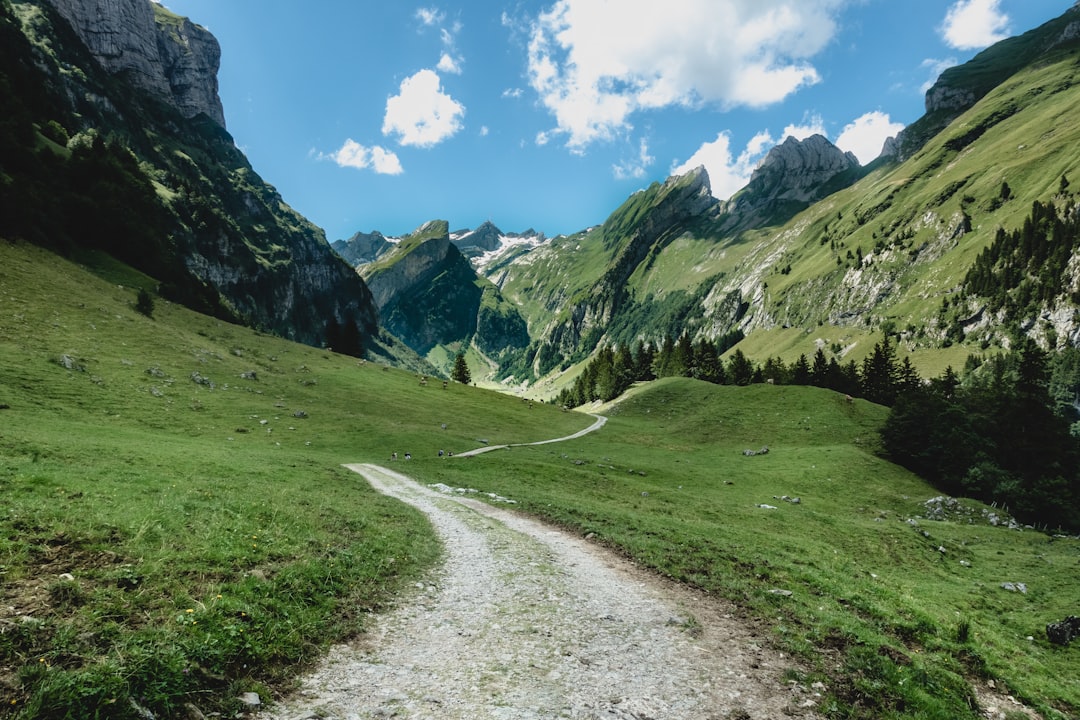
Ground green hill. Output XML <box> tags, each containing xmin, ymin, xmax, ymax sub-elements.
<box><xmin>409</xmin><ymin>377</ymin><xmax>1080</xmax><ymax>719</ymax></box>
<box><xmin>0</xmin><ymin>239</ymin><xmax>591</xmax><ymax>718</ymax></box>
<box><xmin>483</xmin><ymin>4</ymin><xmax>1080</xmax><ymax>388</ymax></box>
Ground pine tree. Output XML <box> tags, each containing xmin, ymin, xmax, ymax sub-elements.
<box><xmin>451</xmin><ymin>352</ymin><xmax>471</xmax><ymax>384</ymax></box>
<box><xmin>728</xmin><ymin>349</ymin><xmax>754</xmax><ymax>386</ymax></box>
<box><xmin>791</xmin><ymin>354</ymin><xmax>811</xmax><ymax>385</ymax></box>
<box><xmin>811</xmin><ymin>348</ymin><xmax>829</xmax><ymax>387</ymax></box>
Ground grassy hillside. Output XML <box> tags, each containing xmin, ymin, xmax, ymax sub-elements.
<box><xmin>3</xmin><ymin>238</ymin><xmax>1077</xmax><ymax>719</ymax></box>
<box><xmin>484</xmin><ymin>19</ymin><xmax>1080</xmax><ymax>390</ymax></box>
<box><xmin>410</xmin><ymin>379</ymin><xmax>1080</xmax><ymax>720</ymax></box>
<box><xmin>0</xmin><ymin>240</ymin><xmax>592</xmax><ymax>718</ymax></box>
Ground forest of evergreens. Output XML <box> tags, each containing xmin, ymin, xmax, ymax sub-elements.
<box><xmin>559</xmin><ymin>333</ymin><xmax>1080</xmax><ymax>533</ymax></box>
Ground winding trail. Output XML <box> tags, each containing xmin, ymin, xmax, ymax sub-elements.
<box><xmin>452</xmin><ymin>413</ymin><xmax>607</xmax><ymax>457</ymax></box>
<box><xmin>258</xmin><ymin>416</ymin><xmax>821</xmax><ymax>720</ymax></box>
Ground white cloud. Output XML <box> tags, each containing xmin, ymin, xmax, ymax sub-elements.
<box><xmin>502</xmin><ymin>87</ymin><xmax>523</xmax><ymax>99</ymax></box>
<box><xmin>672</xmin><ymin>130</ymin><xmax>774</xmax><ymax>200</ymax></box>
<box><xmin>783</xmin><ymin>115</ymin><xmax>827</xmax><ymax>141</ymax></box>
<box><xmin>416</xmin><ymin>7</ymin><xmax>444</xmax><ymax>27</ymax></box>
<box><xmin>479</xmin><ymin>125</ymin><xmax>489</xmax><ymax>137</ymax></box>
<box><xmin>836</xmin><ymin>111</ymin><xmax>905</xmax><ymax>164</ymax></box>
<box><xmin>527</xmin><ymin>0</ymin><xmax>847</xmax><ymax>150</ymax></box>
<box><xmin>437</xmin><ymin>52</ymin><xmax>462</xmax><ymax>74</ymax></box>
<box><xmin>613</xmin><ymin>137</ymin><xmax>655</xmax><ymax>180</ymax></box>
<box><xmin>941</xmin><ymin>0</ymin><xmax>1010</xmax><ymax>50</ymax></box>
<box><xmin>382</xmin><ymin>69</ymin><xmax>465</xmax><ymax>147</ymax></box>
<box><xmin>327</xmin><ymin>139</ymin><xmax>404</xmax><ymax>175</ymax></box>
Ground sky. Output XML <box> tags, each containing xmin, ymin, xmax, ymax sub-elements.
<box><xmin>156</xmin><ymin>0</ymin><xmax>1070</xmax><ymax>241</ymax></box>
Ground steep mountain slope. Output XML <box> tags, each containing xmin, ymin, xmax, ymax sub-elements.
<box><xmin>358</xmin><ymin>220</ymin><xmax>528</xmax><ymax>364</ymax></box>
<box><xmin>478</xmin><ymin>3</ymin><xmax>1080</xmax><ymax>388</ymax></box>
<box><xmin>0</xmin><ymin>0</ymin><xmax>393</xmax><ymax>357</ymax></box>
<box><xmin>491</xmin><ymin>138</ymin><xmax>862</xmax><ymax>381</ymax></box>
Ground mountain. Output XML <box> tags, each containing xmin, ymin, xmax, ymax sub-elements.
<box><xmin>450</xmin><ymin>221</ymin><xmax>547</xmax><ymax>269</ymax></box>
<box><xmin>332</xmin><ymin>230</ymin><xmax>396</xmax><ymax>266</ymax></box>
<box><xmin>0</xmin><ymin>0</ymin><xmax>403</xmax><ymax>360</ymax></box>
<box><xmin>466</xmin><ymin>4</ymin><xmax>1080</xmax><ymax>390</ymax></box>
<box><xmin>358</xmin><ymin>220</ymin><xmax>529</xmax><ymax>364</ymax></box>
<box><xmin>719</xmin><ymin>133</ymin><xmax>863</xmax><ymax>232</ymax></box>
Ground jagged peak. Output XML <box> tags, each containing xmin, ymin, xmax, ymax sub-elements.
<box><xmin>753</xmin><ymin>134</ymin><xmax>859</xmax><ymax>178</ymax></box>
<box><xmin>665</xmin><ymin>164</ymin><xmax>712</xmax><ymax>195</ymax></box>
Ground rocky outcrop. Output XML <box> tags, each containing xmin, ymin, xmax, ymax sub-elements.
<box><xmin>332</xmin><ymin>230</ymin><xmax>394</xmax><ymax>267</ymax></box>
<box><xmin>452</xmin><ymin>221</ymin><xmax>505</xmax><ymax>255</ymax></box>
<box><xmin>724</xmin><ymin>135</ymin><xmax>859</xmax><ymax>221</ymax></box>
<box><xmin>359</xmin><ymin>220</ymin><xmax>529</xmax><ymax>358</ymax></box>
<box><xmin>361</xmin><ymin>221</ymin><xmax>453</xmax><ymax>309</ymax></box>
<box><xmin>43</xmin><ymin>0</ymin><xmax>225</xmax><ymax>125</ymax></box>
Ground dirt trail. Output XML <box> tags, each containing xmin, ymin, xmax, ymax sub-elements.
<box><xmin>258</xmin><ymin>449</ymin><xmax>822</xmax><ymax>719</ymax></box>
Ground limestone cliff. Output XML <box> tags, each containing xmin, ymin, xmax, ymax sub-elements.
<box><xmin>332</xmin><ymin>230</ymin><xmax>395</xmax><ymax>267</ymax></box>
<box><xmin>359</xmin><ymin>220</ymin><xmax>528</xmax><ymax>359</ymax></box>
<box><xmin>5</xmin><ymin>0</ymin><xmax>388</xmax><ymax>356</ymax></box>
<box><xmin>44</xmin><ymin>0</ymin><xmax>224</xmax><ymax>125</ymax></box>
<box><xmin>721</xmin><ymin>134</ymin><xmax>860</xmax><ymax>232</ymax></box>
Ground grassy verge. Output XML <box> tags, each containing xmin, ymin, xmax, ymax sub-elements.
<box><xmin>409</xmin><ymin>379</ymin><xmax>1080</xmax><ymax>720</ymax></box>
<box><xmin>0</xmin><ymin>240</ymin><xmax>593</xmax><ymax>718</ymax></box>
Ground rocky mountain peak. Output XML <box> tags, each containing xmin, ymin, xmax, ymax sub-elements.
<box><xmin>753</xmin><ymin>135</ymin><xmax>859</xmax><ymax>189</ymax></box>
<box><xmin>452</xmin><ymin>221</ymin><xmax>505</xmax><ymax>254</ymax></box>
<box><xmin>44</xmin><ymin>0</ymin><xmax>225</xmax><ymax>125</ymax></box>
<box><xmin>360</xmin><ymin>220</ymin><xmax>452</xmax><ymax>309</ymax></box>
<box><xmin>331</xmin><ymin>230</ymin><xmax>394</xmax><ymax>267</ymax></box>
<box><xmin>721</xmin><ymin>135</ymin><xmax>859</xmax><ymax>227</ymax></box>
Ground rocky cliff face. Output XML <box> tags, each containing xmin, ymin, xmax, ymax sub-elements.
<box><xmin>361</xmin><ymin>221</ymin><xmax>452</xmax><ymax>309</ymax></box>
<box><xmin>722</xmin><ymin>135</ymin><xmax>860</xmax><ymax>229</ymax></box>
<box><xmin>44</xmin><ymin>0</ymin><xmax>225</xmax><ymax>125</ymax></box>
<box><xmin>7</xmin><ymin>0</ymin><xmax>389</xmax><ymax>356</ymax></box>
<box><xmin>358</xmin><ymin>220</ymin><xmax>528</xmax><ymax>358</ymax></box>
<box><xmin>332</xmin><ymin>230</ymin><xmax>394</xmax><ymax>267</ymax></box>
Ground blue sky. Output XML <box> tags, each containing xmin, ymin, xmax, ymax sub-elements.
<box><xmin>157</xmin><ymin>0</ymin><xmax>1068</xmax><ymax>241</ymax></box>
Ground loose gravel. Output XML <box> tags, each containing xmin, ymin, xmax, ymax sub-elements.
<box><xmin>257</xmin><ymin>463</ymin><xmax>823</xmax><ymax>720</ymax></box>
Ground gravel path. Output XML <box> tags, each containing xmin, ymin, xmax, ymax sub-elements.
<box><xmin>258</xmin><ymin>457</ymin><xmax>823</xmax><ymax>719</ymax></box>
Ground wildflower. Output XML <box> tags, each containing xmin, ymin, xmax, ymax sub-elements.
<box><xmin>186</xmin><ymin>608</ymin><xmax>194</xmax><ymax>613</ymax></box>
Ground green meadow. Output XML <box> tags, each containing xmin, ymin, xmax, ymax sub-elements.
<box><xmin>1</xmin><ymin>239</ymin><xmax>1077</xmax><ymax>719</ymax></box>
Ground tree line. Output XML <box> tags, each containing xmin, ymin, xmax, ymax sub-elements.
<box><xmin>555</xmin><ymin>331</ymin><xmax>918</xmax><ymax>408</ymax></box>
<box><xmin>559</xmin><ymin>333</ymin><xmax>1080</xmax><ymax>532</ymax></box>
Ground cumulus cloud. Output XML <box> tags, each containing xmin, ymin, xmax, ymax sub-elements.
<box><xmin>836</xmin><ymin>111</ymin><xmax>905</xmax><ymax>164</ymax></box>
<box><xmin>382</xmin><ymin>69</ymin><xmax>465</xmax><ymax>147</ymax></box>
<box><xmin>941</xmin><ymin>0</ymin><xmax>1010</xmax><ymax>50</ymax></box>
<box><xmin>613</xmin><ymin>137</ymin><xmax>655</xmax><ymax>180</ymax></box>
<box><xmin>327</xmin><ymin>139</ymin><xmax>404</xmax><ymax>175</ymax></box>
<box><xmin>527</xmin><ymin>0</ymin><xmax>847</xmax><ymax>150</ymax></box>
<box><xmin>671</xmin><ymin>130</ymin><xmax>774</xmax><ymax>200</ymax></box>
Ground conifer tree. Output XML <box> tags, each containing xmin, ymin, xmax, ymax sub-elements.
<box><xmin>451</xmin><ymin>352</ymin><xmax>471</xmax><ymax>384</ymax></box>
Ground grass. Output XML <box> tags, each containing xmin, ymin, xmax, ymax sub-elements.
<box><xmin>410</xmin><ymin>379</ymin><xmax>1080</xmax><ymax>720</ymax></box>
<box><xmin>0</xmin><ymin>240</ymin><xmax>592</xmax><ymax>718</ymax></box>
<box><xmin>2</xmin><ymin>238</ymin><xmax>1078</xmax><ymax>719</ymax></box>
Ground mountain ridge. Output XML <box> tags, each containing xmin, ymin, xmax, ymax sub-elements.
<box><xmin>1</xmin><ymin>0</ymin><xmax>409</xmax><ymax>362</ymax></box>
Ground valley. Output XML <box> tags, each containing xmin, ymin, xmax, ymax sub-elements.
<box><xmin>2</xmin><ymin>0</ymin><xmax>1080</xmax><ymax>718</ymax></box>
